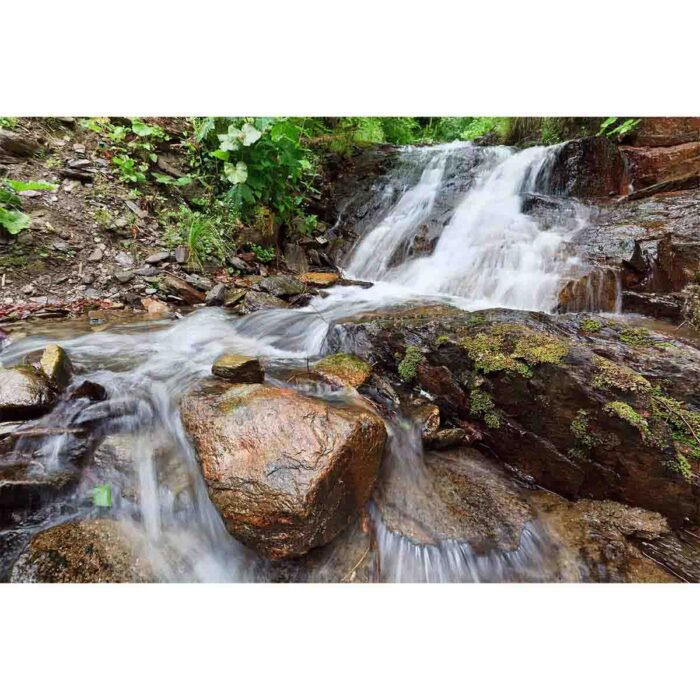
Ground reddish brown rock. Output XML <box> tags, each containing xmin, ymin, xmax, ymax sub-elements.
<box><xmin>632</xmin><ymin>118</ymin><xmax>700</xmax><ymax>147</ymax></box>
<box><xmin>160</xmin><ymin>274</ymin><xmax>205</xmax><ymax>305</ymax></box>
<box><xmin>297</xmin><ymin>272</ymin><xmax>340</xmax><ymax>288</ymax></box>
<box><xmin>180</xmin><ymin>382</ymin><xmax>387</xmax><ymax>559</ymax></box>
<box><xmin>0</xmin><ymin>367</ymin><xmax>57</xmax><ymax>421</ymax></box>
<box><xmin>621</xmin><ymin>142</ymin><xmax>700</xmax><ymax>190</ymax></box>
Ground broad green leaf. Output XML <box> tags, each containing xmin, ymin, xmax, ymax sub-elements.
<box><xmin>224</xmin><ymin>160</ymin><xmax>248</xmax><ymax>184</ymax></box>
<box><xmin>241</xmin><ymin>123</ymin><xmax>262</xmax><ymax>146</ymax></box>
<box><xmin>0</xmin><ymin>207</ymin><xmax>31</xmax><ymax>235</ymax></box>
<box><xmin>175</xmin><ymin>176</ymin><xmax>193</xmax><ymax>186</ymax></box>
<box><xmin>6</xmin><ymin>179</ymin><xmax>57</xmax><ymax>192</ymax></box>
<box><xmin>153</xmin><ymin>172</ymin><xmax>174</xmax><ymax>184</ymax></box>
<box><xmin>92</xmin><ymin>483</ymin><xmax>112</xmax><ymax>508</ymax></box>
<box><xmin>0</xmin><ymin>187</ymin><xmax>21</xmax><ymax>208</ymax></box>
<box><xmin>209</xmin><ymin>149</ymin><xmax>230</xmax><ymax>161</ymax></box>
<box><xmin>218</xmin><ymin>125</ymin><xmax>243</xmax><ymax>152</ymax></box>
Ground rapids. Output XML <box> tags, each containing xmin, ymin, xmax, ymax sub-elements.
<box><xmin>1</xmin><ymin>141</ymin><xmax>597</xmax><ymax>582</ymax></box>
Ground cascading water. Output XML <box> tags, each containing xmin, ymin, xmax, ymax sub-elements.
<box><xmin>1</xmin><ymin>141</ymin><xmax>594</xmax><ymax>582</ymax></box>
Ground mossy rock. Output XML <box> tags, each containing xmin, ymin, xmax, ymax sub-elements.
<box><xmin>314</xmin><ymin>353</ymin><xmax>372</xmax><ymax>388</ymax></box>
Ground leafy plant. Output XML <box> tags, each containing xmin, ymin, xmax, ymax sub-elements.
<box><xmin>597</xmin><ymin>117</ymin><xmax>641</xmax><ymax>138</ymax></box>
<box><xmin>0</xmin><ymin>179</ymin><xmax>57</xmax><ymax>235</ymax></box>
<box><xmin>248</xmin><ymin>243</ymin><xmax>275</xmax><ymax>262</ymax></box>
<box><xmin>162</xmin><ymin>204</ymin><xmax>232</xmax><ymax>267</ymax></box>
<box><xmin>0</xmin><ymin>117</ymin><xmax>18</xmax><ymax>129</ymax></box>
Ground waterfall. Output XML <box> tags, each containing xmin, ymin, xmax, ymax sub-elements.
<box><xmin>1</xmin><ymin>141</ymin><xmax>596</xmax><ymax>582</ymax></box>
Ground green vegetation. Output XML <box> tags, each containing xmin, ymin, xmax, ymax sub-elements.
<box><xmin>597</xmin><ymin>117</ymin><xmax>641</xmax><ymax>138</ymax></box>
<box><xmin>161</xmin><ymin>205</ymin><xmax>232</xmax><ymax>268</ymax></box>
<box><xmin>0</xmin><ymin>179</ymin><xmax>57</xmax><ymax>235</ymax></box>
<box><xmin>591</xmin><ymin>356</ymin><xmax>650</xmax><ymax>393</ymax></box>
<box><xmin>604</xmin><ymin>401</ymin><xmax>651</xmax><ymax>439</ymax></box>
<box><xmin>459</xmin><ymin>325</ymin><xmax>568</xmax><ymax>379</ymax></box>
<box><xmin>619</xmin><ymin>327</ymin><xmax>657</xmax><ymax>348</ymax></box>
<box><xmin>469</xmin><ymin>389</ymin><xmax>501</xmax><ymax>429</ymax></box>
<box><xmin>247</xmin><ymin>243</ymin><xmax>276</xmax><ymax>263</ymax></box>
<box><xmin>0</xmin><ymin>117</ymin><xmax>18</xmax><ymax>129</ymax></box>
<box><xmin>570</xmin><ymin>409</ymin><xmax>601</xmax><ymax>452</ymax></box>
<box><xmin>579</xmin><ymin>318</ymin><xmax>603</xmax><ymax>333</ymax></box>
<box><xmin>397</xmin><ymin>345</ymin><xmax>423</xmax><ymax>382</ymax></box>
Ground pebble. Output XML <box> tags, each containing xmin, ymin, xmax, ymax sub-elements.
<box><xmin>87</xmin><ymin>248</ymin><xmax>104</xmax><ymax>262</ymax></box>
<box><xmin>114</xmin><ymin>270</ymin><xmax>135</xmax><ymax>284</ymax></box>
<box><xmin>114</xmin><ymin>251</ymin><xmax>134</xmax><ymax>267</ymax></box>
<box><xmin>145</xmin><ymin>251</ymin><xmax>171</xmax><ymax>265</ymax></box>
<box><xmin>53</xmin><ymin>240</ymin><xmax>70</xmax><ymax>252</ymax></box>
<box><xmin>21</xmin><ymin>284</ymin><xmax>35</xmax><ymax>295</ymax></box>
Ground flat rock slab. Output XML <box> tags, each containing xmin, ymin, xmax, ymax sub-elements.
<box><xmin>180</xmin><ymin>382</ymin><xmax>387</xmax><ymax>559</ymax></box>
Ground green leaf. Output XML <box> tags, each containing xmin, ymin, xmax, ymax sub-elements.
<box><xmin>224</xmin><ymin>160</ymin><xmax>248</xmax><ymax>184</ymax></box>
<box><xmin>92</xmin><ymin>483</ymin><xmax>112</xmax><ymax>508</ymax></box>
<box><xmin>0</xmin><ymin>187</ymin><xmax>21</xmax><ymax>208</ymax></box>
<box><xmin>175</xmin><ymin>176</ymin><xmax>193</xmax><ymax>186</ymax></box>
<box><xmin>0</xmin><ymin>207</ymin><xmax>31</xmax><ymax>235</ymax></box>
<box><xmin>218</xmin><ymin>125</ymin><xmax>243</xmax><ymax>152</ymax></box>
<box><xmin>5</xmin><ymin>179</ymin><xmax>57</xmax><ymax>192</ymax></box>
<box><xmin>153</xmin><ymin>172</ymin><xmax>174</xmax><ymax>184</ymax></box>
<box><xmin>209</xmin><ymin>149</ymin><xmax>230</xmax><ymax>161</ymax></box>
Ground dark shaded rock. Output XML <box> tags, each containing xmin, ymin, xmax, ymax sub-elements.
<box><xmin>0</xmin><ymin>367</ymin><xmax>57</xmax><ymax>421</ymax></box>
<box><xmin>145</xmin><ymin>251</ymin><xmax>171</xmax><ymax>265</ymax></box>
<box><xmin>622</xmin><ymin>291</ymin><xmax>683</xmax><ymax>321</ymax></box>
<box><xmin>239</xmin><ymin>291</ymin><xmax>288</xmax><ymax>313</ymax></box>
<box><xmin>211</xmin><ymin>354</ymin><xmax>264</xmax><ymax>383</ymax></box>
<box><xmin>326</xmin><ymin>304</ymin><xmax>700</xmax><ymax>524</ymax></box>
<box><xmin>9</xmin><ymin>520</ymin><xmax>158</xmax><ymax>583</ymax></box>
<box><xmin>67</xmin><ymin>380</ymin><xmax>108</xmax><ymax>402</ymax></box>
<box><xmin>180</xmin><ymin>382</ymin><xmax>387</xmax><ymax>559</ymax></box>
<box><xmin>537</xmin><ymin>136</ymin><xmax>627</xmax><ymax>198</ymax></box>
<box><xmin>0</xmin><ymin>129</ymin><xmax>40</xmax><ymax>158</ymax></box>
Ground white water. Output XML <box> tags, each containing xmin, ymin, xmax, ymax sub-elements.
<box><xmin>1</xmin><ymin>142</ymin><xmax>591</xmax><ymax>582</ymax></box>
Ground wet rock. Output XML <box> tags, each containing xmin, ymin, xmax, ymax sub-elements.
<box><xmin>283</xmin><ymin>243</ymin><xmax>309</xmax><ymax>273</ymax></box>
<box><xmin>534</xmin><ymin>495</ymin><xmax>676</xmax><ymax>583</ymax></box>
<box><xmin>327</xmin><ymin>305</ymin><xmax>700</xmax><ymax>524</ymax></box>
<box><xmin>428</xmin><ymin>428</ymin><xmax>468</xmax><ymax>450</ymax></box>
<box><xmin>145</xmin><ymin>251</ymin><xmax>171</xmax><ymax>265</ymax></box>
<box><xmin>621</xmin><ymin>290</ymin><xmax>683</xmax><ymax>321</ymax></box>
<box><xmin>160</xmin><ymin>274</ymin><xmax>205</xmax><ymax>305</ymax></box>
<box><xmin>223</xmin><ymin>289</ymin><xmax>247</xmax><ymax>308</ymax></box>
<box><xmin>0</xmin><ymin>367</ymin><xmax>57</xmax><ymax>421</ymax></box>
<box><xmin>621</xmin><ymin>142</ymin><xmax>700</xmax><ymax>190</ymax></box>
<box><xmin>406</xmin><ymin>402</ymin><xmax>441</xmax><ymax>441</ymax></box>
<box><xmin>297</xmin><ymin>272</ymin><xmax>340</xmax><ymax>288</ymax></box>
<box><xmin>229</xmin><ymin>255</ymin><xmax>252</xmax><ymax>273</ymax></box>
<box><xmin>211</xmin><ymin>354</ymin><xmax>264</xmax><ymax>383</ymax></box>
<box><xmin>258</xmin><ymin>275</ymin><xmax>306</xmax><ymax>298</ymax></box>
<box><xmin>9</xmin><ymin>520</ymin><xmax>158</xmax><ymax>583</ymax></box>
<box><xmin>180</xmin><ymin>382</ymin><xmax>387</xmax><ymax>559</ymax></box>
<box><xmin>67</xmin><ymin>380</ymin><xmax>107</xmax><ymax>402</ymax></box>
<box><xmin>239</xmin><ymin>291</ymin><xmax>288</xmax><ymax>313</ymax></box>
<box><xmin>205</xmin><ymin>283</ymin><xmax>226</xmax><ymax>306</ymax></box>
<box><xmin>39</xmin><ymin>344</ymin><xmax>73</xmax><ymax>390</ymax></box>
<box><xmin>313</xmin><ymin>353</ymin><xmax>372</xmax><ymax>388</ymax></box>
<box><xmin>537</xmin><ymin>136</ymin><xmax>627</xmax><ymax>197</ymax></box>
<box><xmin>631</xmin><ymin>118</ymin><xmax>700</xmax><ymax>147</ymax></box>
<box><xmin>183</xmin><ymin>273</ymin><xmax>213</xmax><ymax>292</ymax></box>
<box><xmin>0</xmin><ymin>461</ymin><xmax>78</xmax><ymax>526</ymax></box>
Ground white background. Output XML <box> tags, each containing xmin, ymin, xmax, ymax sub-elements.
<box><xmin>2</xmin><ymin>1</ymin><xmax>699</xmax><ymax>698</ymax></box>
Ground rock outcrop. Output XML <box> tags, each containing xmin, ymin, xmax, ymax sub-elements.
<box><xmin>211</xmin><ymin>354</ymin><xmax>264</xmax><ymax>383</ymax></box>
<box><xmin>180</xmin><ymin>381</ymin><xmax>387</xmax><ymax>558</ymax></box>
<box><xmin>327</xmin><ymin>305</ymin><xmax>700</xmax><ymax>524</ymax></box>
<box><xmin>0</xmin><ymin>367</ymin><xmax>57</xmax><ymax>421</ymax></box>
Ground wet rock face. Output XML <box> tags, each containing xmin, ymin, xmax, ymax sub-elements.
<box><xmin>621</xmin><ymin>142</ymin><xmax>700</xmax><ymax>190</ymax></box>
<box><xmin>39</xmin><ymin>344</ymin><xmax>74</xmax><ymax>391</ymax></box>
<box><xmin>631</xmin><ymin>118</ymin><xmax>700</xmax><ymax>147</ymax></box>
<box><xmin>537</xmin><ymin>136</ymin><xmax>627</xmax><ymax>198</ymax></box>
<box><xmin>211</xmin><ymin>354</ymin><xmax>264</xmax><ymax>383</ymax></box>
<box><xmin>313</xmin><ymin>353</ymin><xmax>371</xmax><ymax>388</ymax></box>
<box><xmin>9</xmin><ymin>519</ymin><xmax>157</xmax><ymax>583</ymax></box>
<box><xmin>327</xmin><ymin>305</ymin><xmax>700</xmax><ymax>525</ymax></box>
<box><xmin>180</xmin><ymin>381</ymin><xmax>387</xmax><ymax>559</ymax></box>
<box><xmin>0</xmin><ymin>367</ymin><xmax>57</xmax><ymax>421</ymax></box>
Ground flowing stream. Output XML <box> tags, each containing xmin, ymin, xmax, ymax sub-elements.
<box><xmin>1</xmin><ymin>142</ymin><xmax>594</xmax><ymax>582</ymax></box>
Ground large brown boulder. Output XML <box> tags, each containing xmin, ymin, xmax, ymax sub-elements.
<box><xmin>631</xmin><ymin>118</ymin><xmax>700</xmax><ymax>147</ymax></box>
<box><xmin>327</xmin><ymin>305</ymin><xmax>700</xmax><ymax>525</ymax></box>
<box><xmin>180</xmin><ymin>381</ymin><xmax>387</xmax><ymax>559</ymax></box>
<box><xmin>621</xmin><ymin>142</ymin><xmax>700</xmax><ymax>190</ymax></box>
<box><xmin>0</xmin><ymin>367</ymin><xmax>57</xmax><ymax>421</ymax></box>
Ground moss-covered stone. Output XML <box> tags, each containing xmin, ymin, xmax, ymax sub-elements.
<box><xmin>314</xmin><ymin>353</ymin><xmax>372</xmax><ymax>388</ymax></box>
<box><xmin>570</xmin><ymin>409</ymin><xmax>601</xmax><ymax>453</ymax></box>
<box><xmin>592</xmin><ymin>356</ymin><xmax>651</xmax><ymax>393</ymax></box>
<box><xmin>604</xmin><ymin>401</ymin><xmax>651</xmax><ymax>440</ymax></box>
<box><xmin>579</xmin><ymin>318</ymin><xmax>603</xmax><ymax>333</ymax></box>
<box><xmin>619</xmin><ymin>327</ymin><xmax>657</xmax><ymax>348</ymax></box>
<box><xmin>397</xmin><ymin>345</ymin><xmax>423</xmax><ymax>382</ymax></box>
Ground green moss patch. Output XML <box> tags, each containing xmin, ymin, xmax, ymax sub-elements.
<box><xmin>469</xmin><ymin>389</ymin><xmax>502</xmax><ymax>429</ymax></box>
<box><xmin>604</xmin><ymin>401</ymin><xmax>651</xmax><ymax>440</ymax></box>
<box><xmin>397</xmin><ymin>345</ymin><xmax>423</xmax><ymax>382</ymax></box>
<box><xmin>579</xmin><ymin>318</ymin><xmax>603</xmax><ymax>334</ymax></box>
<box><xmin>592</xmin><ymin>356</ymin><xmax>651</xmax><ymax>393</ymax></box>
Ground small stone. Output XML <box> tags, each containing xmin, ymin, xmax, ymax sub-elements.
<box><xmin>53</xmin><ymin>240</ymin><xmax>70</xmax><ymax>252</ymax></box>
<box><xmin>133</xmin><ymin>266</ymin><xmax>158</xmax><ymax>277</ymax></box>
<box><xmin>141</xmin><ymin>298</ymin><xmax>170</xmax><ymax>315</ymax></box>
<box><xmin>184</xmin><ymin>274</ymin><xmax>213</xmax><ymax>291</ymax></box>
<box><xmin>145</xmin><ymin>251</ymin><xmax>171</xmax><ymax>265</ymax></box>
<box><xmin>205</xmin><ymin>283</ymin><xmax>226</xmax><ymax>306</ymax></box>
<box><xmin>114</xmin><ymin>270</ymin><xmax>135</xmax><ymax>284</ymax></box>
<box><xmin>87</xmin><ymin>247</ymin><xmax>104</xmax><ymax>262</ymax></box>
<box><xmin>81</xmin><ymin>274</ymin><xmax>95</xmax><ymax>285</ymax></box>
<box><xmin>21</xmin><ymin>284</ymin><xmax>35</xmax><ymax>295</ymax></box>
<box><xmin>229</xmin><ymin>256</ymin><xmax>251</xmax><ymax>272</ymax></box>
<box><xmin>174</xmin><ymin>245</ymin><xmax>189</xmax><ymax>264</ymax></box>
<box><xmin>297</xmin><ymin>272</ymin><xmax>340</xmax><ymax>288</ymax></box>
<box><xmin>211</xmin><ymin>354</ymin><xmax>264</xmax><ymax>383</ymax></box>
<box><xmin>145</xmin><ymin>287</ymin><xmax>157</xmax><ymax>295</ymax></box>
<box><xmin>72</xmin><ymin>143</ymin><xmax>86</xmax><ymax>154</ymax></box>
<box><xmin>314</xmin><ymin>354</ymin><xmax>372</xmax><ymax>388</ymax></box>
<box><xmin>223</xmin><ymin>290</ymin><xmax>246</xmax><ymax>308</ymax></box>
<box><xmin>115</xmin><ymin>251</ymin><xmax>134</xmax><ymax>267</ymax></box>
